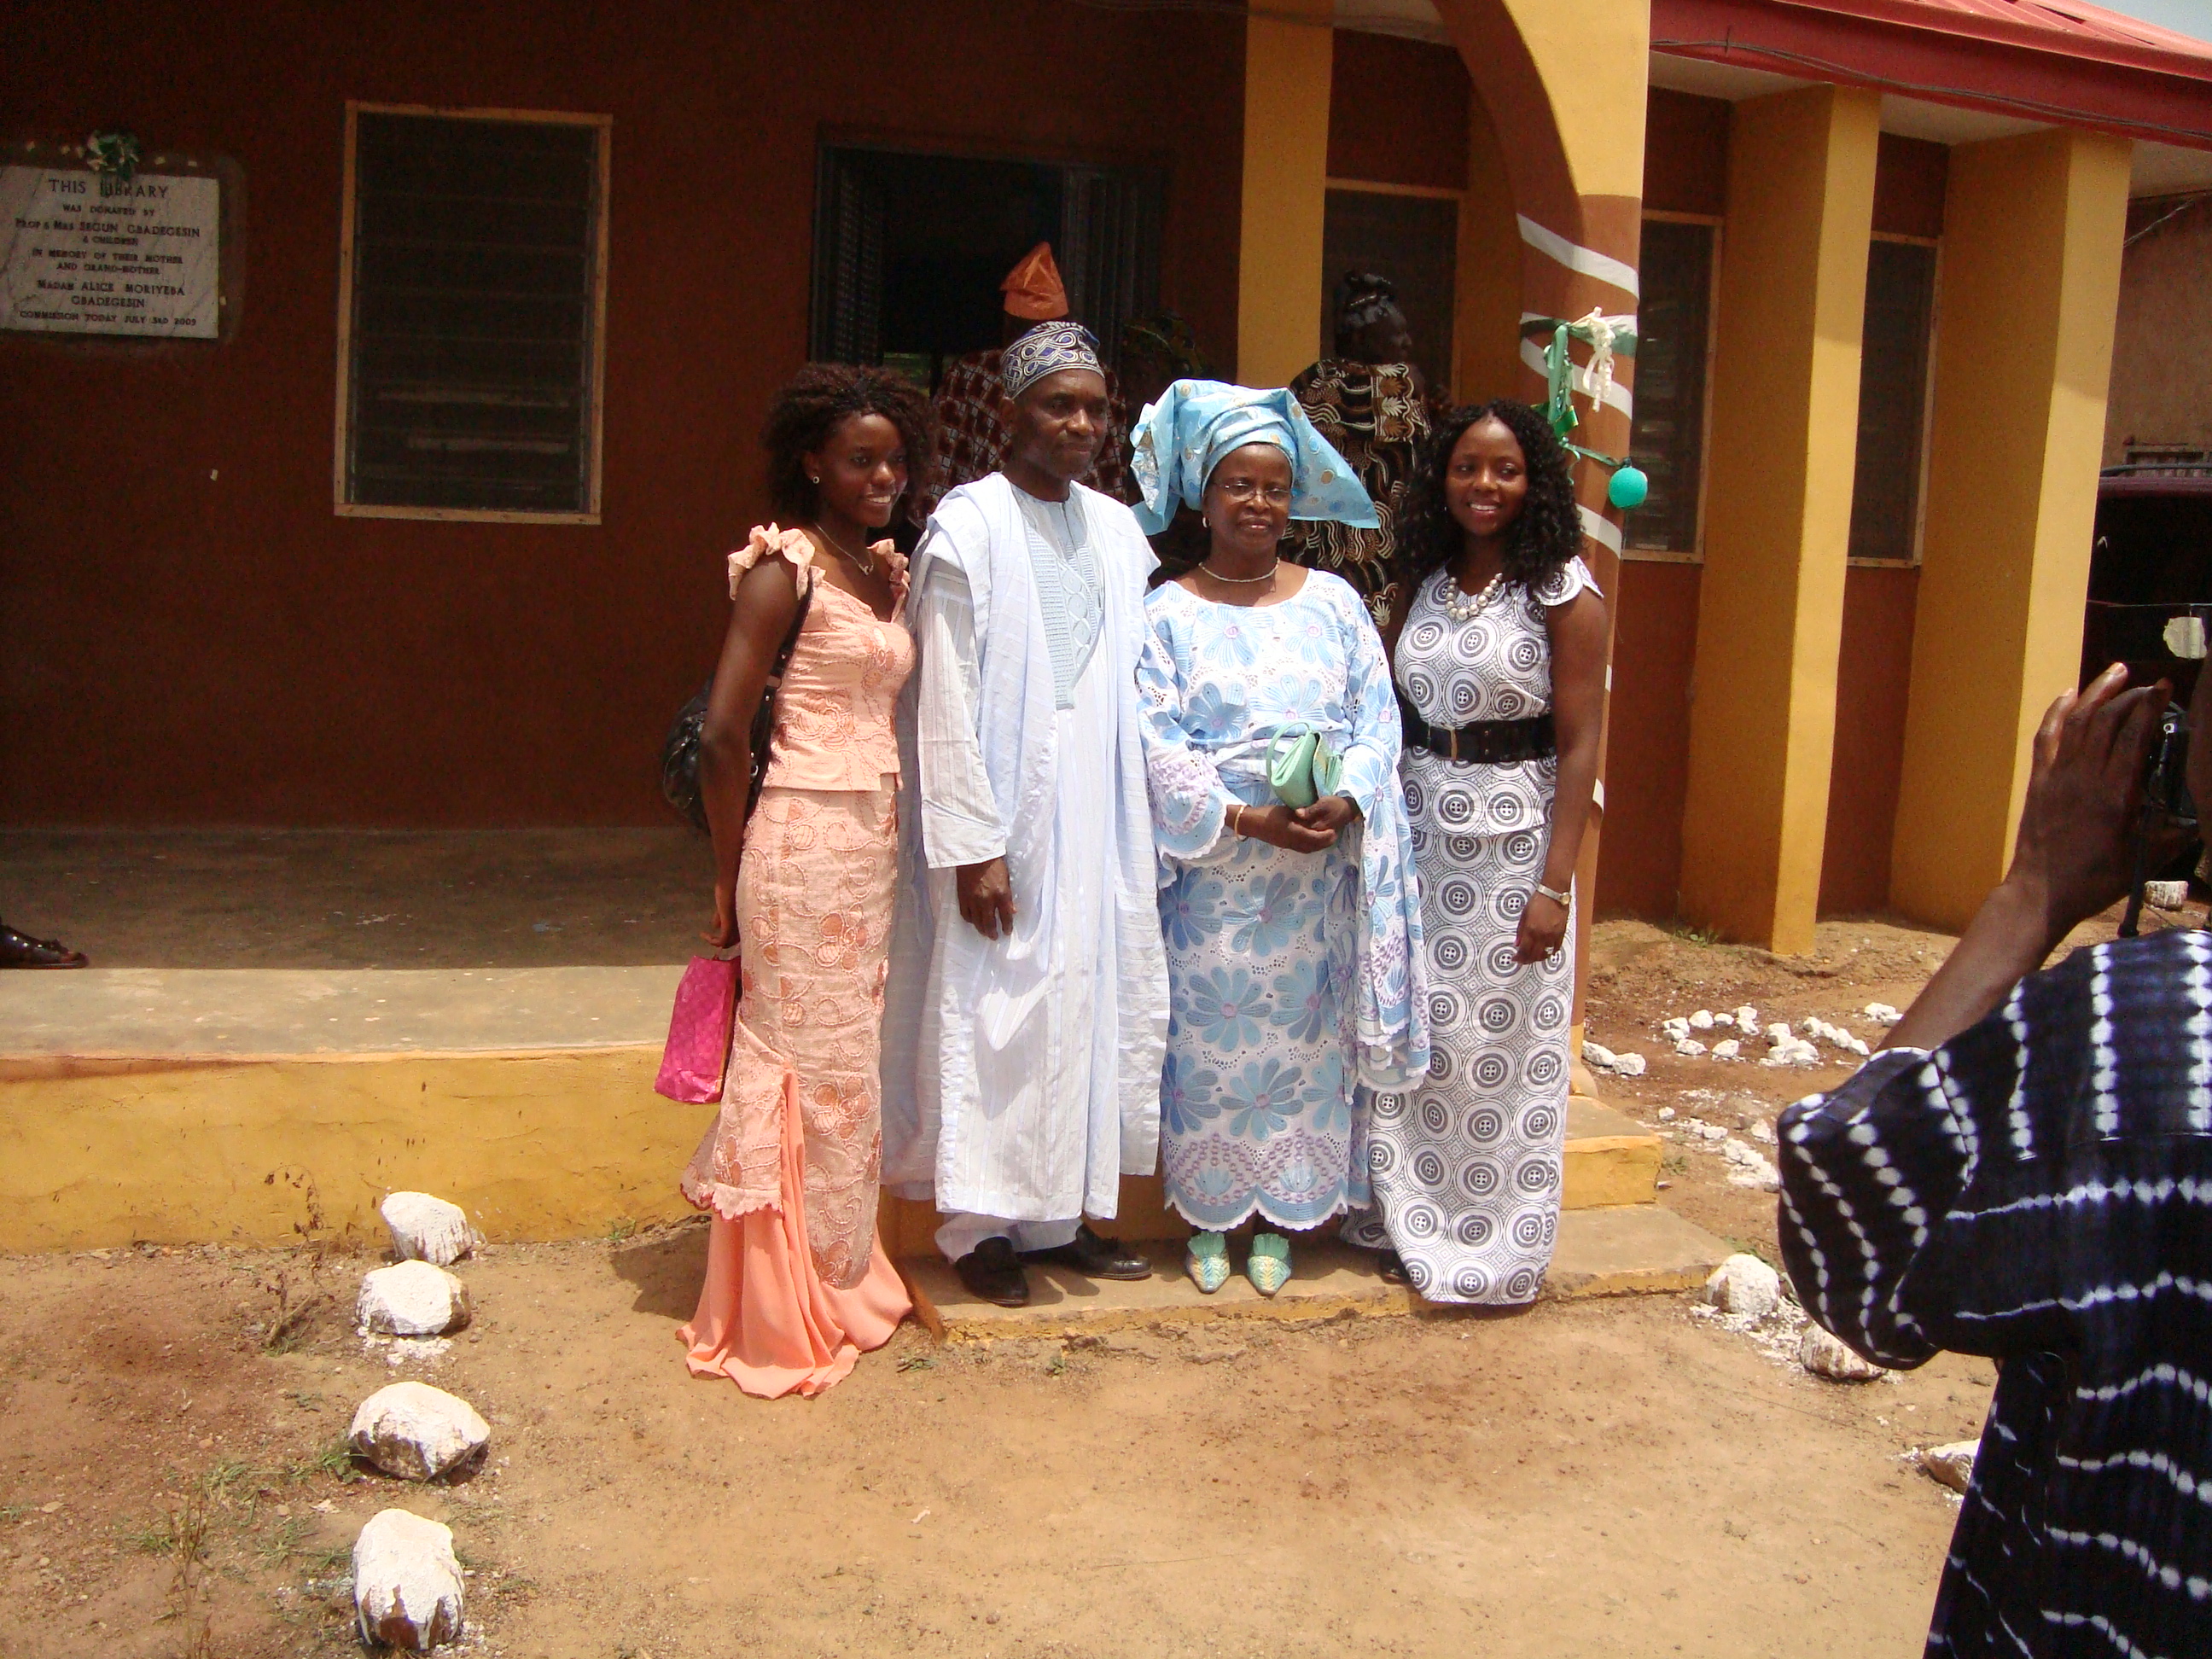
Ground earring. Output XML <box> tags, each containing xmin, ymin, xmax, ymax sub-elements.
<box><xmin>1202</xmin><ymin>515</ymin><xmax>1209</xmax><ymax>528</ymax></box>
<box><xmin>808</xmin><ymin>474</ymin><xmax>820</xmax><ymax>485</ymax></box>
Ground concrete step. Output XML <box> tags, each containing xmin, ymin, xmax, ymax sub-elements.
<box><xmin>899</xmin><ymin>1205</ymin><xmax>1731</xmax><ymax>1342</ymax></box>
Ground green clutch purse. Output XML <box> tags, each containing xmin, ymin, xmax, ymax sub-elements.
<box><xmin>1267</xmin><ymin>725</ymin><xmax>1343</xmax><ymax>809</ymax></box>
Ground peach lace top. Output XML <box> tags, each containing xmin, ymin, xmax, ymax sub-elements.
<box><xmin>727</xmin><ymin>525</ymin><xmax>914</xmax><ymax>793</ymax></box>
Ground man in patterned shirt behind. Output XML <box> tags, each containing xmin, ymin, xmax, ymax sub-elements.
<box><xmin>1778</xmin><ymin>655</ymin><xmax>2212</xmax><ymax>1657</ymax></box>
<box><xmin>911</xmin><ymin>242</ymin><xmax>1127</xmax><ymax>524</ymax></box>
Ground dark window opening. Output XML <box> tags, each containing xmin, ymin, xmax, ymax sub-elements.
<box><xmin>811</xmin><ymin>144</ymin><xmax>1161</xmax><ymax>387</ymax></box>
<box><xmin>343</xmin><ymin>112</ymin><xmax>603</xmax><ymax>515</ymax></box>
<box><xmin>1318</xmin><ymin>187</ymin><xmax>1458</xmax><ymax>394</ymax></box>
<box><xmin>1624</xmin><ymin>218</ymin><xmax>1714</xmax><ymax>556</ymax></box>
<box><xmin>1848</xmin><ymin>238</ymin><xmax>1938</xmax><ymax>562</ymax></box>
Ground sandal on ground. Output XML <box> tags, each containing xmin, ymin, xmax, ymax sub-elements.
<box><xmin>1246</xmin><ymin>1232</ymin><xmax>1293</xmax><ymax>1298</ymax></box>
<box><xmin>0</xmin><ymin>922</ymin><xmax>88</xmax><ymax>969</ymax></box>
<box><xmin>1185</xmin><ymin>1231</ymin><xmax>1231</xmax><ymax>1295</ymax></box>
<box><xmin>1373</xmin><ymin>1249</ymin><xmax>1412</xmax><ymax>1288</ymax></box>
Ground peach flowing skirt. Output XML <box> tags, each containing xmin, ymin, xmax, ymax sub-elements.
<box><xmin>678</xmin><ymin>785</ymin><xmax>911</xmax><ymax>1397</ymax></box>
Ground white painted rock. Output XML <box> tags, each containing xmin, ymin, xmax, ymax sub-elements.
<box><xmin>1749</xmin><ymin>1119</ymin><xmax>1776</xmax><ymax>1144</ymax></box>
<box><xmin>1656</xmin><ymin>1106</ymin><xmax>1676</xmax><ymax>1121</ymax></box>
<box><xmin>1732</xmin><ymin>1005</ymin><xmax>1760</xmax><ymax>1031</ymax></box>
<box><xmin>1704</xmin><ymin>1254</ymin><xmax>1781</xmax><ymax>1319</ymax></box>
<box><xmin>1674</xmin><ymin>1038</ymin><xmax>1708</xmax><ymax>1058</ymax></box>
<box><xmin>1582</xmin><ymin>1040</ymin><xmax>1617</xmax><ymax>1070</ymax></box>
<box><xmin>1919</xmin><ymin>1441</ymin><xmax>1978</xmax><ymax>1493</ymax></box>
<box><xmin>1661</xmin><ymin>1016</ymin><xmax>1691</xmax><ymax>1040</ymax></box>
<box><xmin>380</xmin><ymin>1192</ymin><xmax>479</xmax><ymax>1267</ymax></box>
<box><xmin>1864</xmin><ymin>1003</ymin><xmax>1901</xmax><ymax>1025</ymax></box>
<box><xmin>1689</xmin><ymin>1010</ymin><xmax>1715</xmax><ymax>1030</ymax></box>
<box><xmin>358</xmin><ymin>1262</ymin><xmax>472</xmax><ymax>1338</ymax></box>
<box><xmin>353</xmin><ymin>1509</ymin><xmax>463</xmax><ymax>1651</ymax></box>
<box><xmin>1711</xmin><ymin>1039</ymin><xmax>1741</xmax><ymax>1061</ymax></box>
<box><xmin>1613</xmin><ymin>1052</ymin><xmax>1647</xmax><ymax>1078</ymax></box>
<box><xmin>2146</xmin><ymin>878</ymin><xmax>2188</xmax><ymax>911</ymax></box>
<box><xmin>1800</xmin><ymin>1322</ymin><xmax>1886</xmax><ymax>1382</ymax></box>
<box><xmin>1723</xmin><ymin>1140</ymin><xmax>1781</xmax><ymax>1190</ymax></box>
<box><xmin>1712</xmin><ymin>1011</ymin><xmax>1735</xmax><ymax>1028</ymax></box>
<box><xmin>348</xmin><ymin>1382</ymin><xmax>490</xmax><ymax>1481</ymax></box>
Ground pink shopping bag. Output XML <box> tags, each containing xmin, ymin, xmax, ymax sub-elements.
<box><xmin>654</xmin><ymin>956</ymin><xmax>739</xmax><ymax>1103</ymax></box>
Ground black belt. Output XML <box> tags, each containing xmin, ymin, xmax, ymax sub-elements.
<box><xmin>1398</xmin><ymin>691</ymin><xmax>1555</xmax><ymax>765</ymax></box>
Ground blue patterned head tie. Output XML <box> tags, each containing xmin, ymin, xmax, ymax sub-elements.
<box><xmin>1001</xmin><ymin>321</ymin><xmax>1104</xmax><ymax>400</ymax></box>
<box><xmin>1128</xmin><ymin>379</ymin><xmax>1382</xmax><ymax>537</ymax></box>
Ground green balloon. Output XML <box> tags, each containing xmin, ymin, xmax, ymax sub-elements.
<box><xmin>1608</xmin><ymin>464</ymin><xmax>1650</xmax><ymax>511</ymax></box>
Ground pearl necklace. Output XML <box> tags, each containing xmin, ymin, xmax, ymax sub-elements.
<box><xmin>1441</xmin><ymin>567</ymin><xmax>1506</xmax><ymax>624</ymax></box>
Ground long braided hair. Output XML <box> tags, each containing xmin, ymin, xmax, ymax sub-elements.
<box><xmin>1394</xmin><ymin>399</ymin><xmax>1584</xmax><ymax>597</ymax></box>
<box><xmin>762</xmin><ymin>364</ymin><xmax>935</xmax><ymax>523</ymax></box>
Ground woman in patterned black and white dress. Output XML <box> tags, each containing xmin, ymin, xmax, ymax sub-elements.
<box><xmin>1345</xmin><ymin>400</ymin><xmax>1608</xmax><ymax>1303</ymax></box>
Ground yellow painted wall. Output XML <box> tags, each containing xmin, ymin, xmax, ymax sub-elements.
<box><xmin>1237</xmin><ymin>0</ymin><xmax>1333</xmax><ymax>387</ymax></box>
<box><xmin>0</xmin><ymin>1050</ymin><xmax>697</xmax><ymax>1252</ymax></box>
<box><xmin>1488</xmin><ymin>0</ymin><xmax>1650</xmax><ymax>205</ymax></box>
<box><xmin>1679</xmin><ymin>86</ymin><xmax>1880</xmax><ymax>953</ymax></box>
<box><xmin>1891</xmin><ymin>128</ymin><xmax>2133</xmax><ymax>927</ymax></box>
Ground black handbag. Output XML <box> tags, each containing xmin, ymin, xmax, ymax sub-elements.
<box><xmin>659</xmin><ymin>586</ymin><xmax>813</xmax><ymax>835</ymax></box>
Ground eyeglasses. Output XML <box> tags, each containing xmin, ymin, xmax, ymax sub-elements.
<box><xmin>1213</xmin><ymin>480</ymin><xmax>1292</xmax><ymax>506</ymax></box>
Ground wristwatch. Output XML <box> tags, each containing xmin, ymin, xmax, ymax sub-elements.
<box><xmin>1533</xmin><ymin>879</ymin><xmax>1572</xmax><ymax>908</ymax></box>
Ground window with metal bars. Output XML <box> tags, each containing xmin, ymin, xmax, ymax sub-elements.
<box><xmin>338</xmin><ymin>108</ymin><xmax>607</xmax><ymax>519</ymax></box>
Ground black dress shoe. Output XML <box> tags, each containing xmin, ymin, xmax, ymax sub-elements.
<box><xmin>953</xmin><ymin>1237</ymin><xmax>1030</xmax><ymax>1307</ymax></box>
<box><xmin>0</xmin><ymin>921</ymin><xmax>87</xmax><ymax>969</ymax></box>
<box><xmin>1021</xmin><ymin>1223</ymin><xmax>1151</xmax><ymax>1282</ymax></box>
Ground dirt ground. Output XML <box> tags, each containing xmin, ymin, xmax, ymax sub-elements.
<box><xmin>8</xmin><ymin>897</ymin><xmax>2202</xmax><ymax>1659</ymax></box>
<box><xmin>3</xmin><ymin>1231</ymin><xmax>1990</xmax><ymax>1659</ymax></box>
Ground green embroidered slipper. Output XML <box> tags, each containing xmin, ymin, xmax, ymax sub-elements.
<box><xmin>1247</xmin><ymin>1231</ymin><xmax>1293</xmax><ymax>1297</ymax></box>
<box><xmin>1185</xmin><ymin>1231</ymin><xmax>1231</xmax><ymax>1295</ymax></box>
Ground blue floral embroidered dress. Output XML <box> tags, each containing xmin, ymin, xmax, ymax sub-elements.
<box><xmin>1137</xmin><ymin>571</ymin><xmax>1429</xmax><ymax>1232</ymax></box>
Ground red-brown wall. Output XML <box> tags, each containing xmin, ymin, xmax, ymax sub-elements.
<box><xmin>1819</xmin><ymin>564</ymin><xmax>1920</xmax><ymax>913</ymax></box>
<box><xmin>1596</xmin><ymin>561</ymin><xmax>1702</xmax><ymax>917</ymax></box>
<box><xmin>0</xmin><ymin>1</ymin><xmax>1244</xmax><ymax>825</ymax></box>
<box><xmin>1328</xmin><ymin>32</ymin><xmax>1470</xmax><ymax>192</ymax></box>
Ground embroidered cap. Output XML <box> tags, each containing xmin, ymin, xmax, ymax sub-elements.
<box><xmin>1002</xmin><ymin>321</ymin><xmax>1105</xmax><ymax>400</ymax></box>
<box><xmin>1001</xmin><ymin>242</ymin><xmax>1070</xmax><ymax>321</ymax></box>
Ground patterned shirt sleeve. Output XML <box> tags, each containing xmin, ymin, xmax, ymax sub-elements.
<box><xmin>1134</xmin><ymin>597</ymin><xmax>1235</xmax><ymax>864</ymax></box>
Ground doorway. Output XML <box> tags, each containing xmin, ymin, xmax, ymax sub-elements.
<box><xmin>811</xmin><ymin>143</ymin><xmax>1163</xmax><ymax>388</ymax></box>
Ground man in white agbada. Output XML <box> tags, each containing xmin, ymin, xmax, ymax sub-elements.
<box><xmin>882</xmin><ymin>321</ymin><xmax>1169</xmax><ymax>1307</ymax></box>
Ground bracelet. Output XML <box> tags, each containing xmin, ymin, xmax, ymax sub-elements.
<box><xmin>1533</xmin><ymin>880</ymin><xmax>1572</xmax><ymax>908</ymax></box>
<box><xmin>1229</xmin><ymin>804</ymin><xmax>1247</xmax><ymax>837</ymax></box>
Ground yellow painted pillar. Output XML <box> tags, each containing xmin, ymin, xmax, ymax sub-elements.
<box><xmin>1889</xmin><ymin>129</ymin><xmax>2133</xmax><ymax>928</ymax></box>
<box><xmin>1678</xmin><ymin>86</ymin><xmax>1880</xmax><ymax>953</ymax></box>
<box><xmin>1236</xmin><ymin>0</ymin><xmax>1332</xmax><ymax>387</ymax></box>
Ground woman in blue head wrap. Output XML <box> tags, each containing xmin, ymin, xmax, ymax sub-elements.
<box><xmin>1130</xmin><ymin>381</ymin><xmax>1429</xmax><ymax>1296</ymax></box>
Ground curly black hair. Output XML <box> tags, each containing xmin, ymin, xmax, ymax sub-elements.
<box><xmin>1395</xmin><ymin>399</ymin><xmax>1585</xmax><ymax>597</ymax></box>
<box><xmin>761</xmin><ymin>363</ymin><xmax>935</xmax><ymax>523</ymax></box>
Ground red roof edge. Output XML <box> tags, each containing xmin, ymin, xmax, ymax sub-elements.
<box><xmin>1652</xmin><ymin>0</ymin><xmax>2212</xmax><ymax>149</ymax></box>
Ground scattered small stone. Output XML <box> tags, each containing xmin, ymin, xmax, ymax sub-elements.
<box><xmin>353</xmin><ymin>1509</ymin><xmax>463</xmax><ymax>1651</ymax></box>
<box><xmin>379</xmin><ymin>1194</ymin><xmax>480</xmax><ymax>1268</ymax></box>
<box><xmin>1656</xmin><ymin>1106</ymin><xmax>1676</xmax><ymax>1122</ymax></box>
<box><xmin>1674</xmin><ymin>1038</ymin><xmax>1708</xmax><ymax>1058</ymax></box>
<box><xmin>1711</xmin><ymin>1039</ymin><xmax>1741</xmax><ymax>1061</ymax></box>
<box><xmin>1749</xmin><ymin>1119</ymin><xmax>1776</xmax><ymax>1144</ymax></box>
<box><xmin>1864</xmin><ymin>1003</ymin><xmax>1901</xmax><ymax>1025</ymax></box>
<box><xmin>1704</xmin><ymin>1254</ymin><xmax>1781</xmax><ymax>1320</ymax></box>
<box><xmin>348</xmin><ymin>1382</ymin><xmax>491</xmax><ymax>1481</ymax></box>
<box><xmin>1612</xmin><ymin>1051</ymin><xmax>1647</xmax><ymax>1078</ymax></box>
<box><xmin>1800</xmin><ymin>1323</ymin><xmax>1887</xmax><ymax>1382</ymax></box>
<box><xmin>358</xmin><ymin>1263</ymin><xmax>472</xmax><ymax>1339</ymax></box>
<box><xmin>1918</xmin><ymin>1441</ymin><xmax>1978</xmax><ymax>1493</ymax></box>
<box><xmin>1699</xmin><ymin>1122</ymin><xmax>1728</xmax><ymax>1141</ymax></box>
<box><xmin>1722</xmin><ymin>1139</ymin><xmax>1781</xmax><ymax>1191</ymax></box>
<box><xmin>1689</xmin><ymin>1010</ymin><xmax>1715</xmax><ymax>1030</ymax></box>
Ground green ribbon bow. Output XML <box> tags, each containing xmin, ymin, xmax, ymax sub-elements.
<box><xmin>1520</xmin><ymin>309</ymin><xmax>1638</xmax><ymax>465</ymax></box>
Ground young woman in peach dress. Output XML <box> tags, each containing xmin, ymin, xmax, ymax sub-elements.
<box><xmin>677</xmin><ymin>364</ymin><xmax>931</xmax><ymax>1396</ymax></box>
